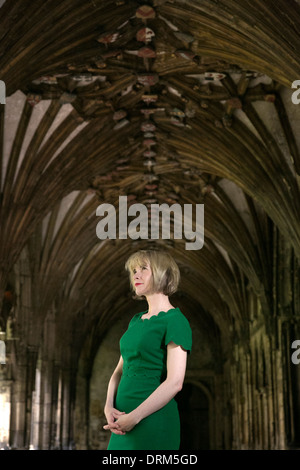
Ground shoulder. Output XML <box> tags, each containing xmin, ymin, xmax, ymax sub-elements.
<box><xmin>164</xmin><ymin>308</ymin><xmax>192</xmax><ymax>352</ymax></box>
<box><xmin>168</xmin><ymin>308</ymin><xmax>190</xmax><ymax>323</ymax></box>
<box><xmin>165</xmin><ymin>308</ymin><xmax>192</xmax><ymax>333</ymax></box>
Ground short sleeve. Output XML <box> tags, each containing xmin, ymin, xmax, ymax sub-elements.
<box><xmin>165</xmin><ymin>311</ymin><xmax>192</xmax><ymax>353</ymax></box>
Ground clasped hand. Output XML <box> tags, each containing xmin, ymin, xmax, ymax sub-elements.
<box><xmin>103</xmin><ymin>407</ymin><xmax>137</xmax><ymax>434</ymax></box>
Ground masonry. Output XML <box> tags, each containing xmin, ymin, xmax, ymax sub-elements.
<box><xmin>1</xmin><ymin>0</ymin><xmax>300</xmax><ymax>452</ymax></box>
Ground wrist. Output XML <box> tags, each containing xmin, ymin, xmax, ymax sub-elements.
<box><xmin>130</xmin><ymin>409</ymin><xmax>142</xmax><ymax>425</ymax></box>
<box><xmin>104</xmin><ymin>402</ymin><xmax>113</xmax><ymax>413</ymax></box>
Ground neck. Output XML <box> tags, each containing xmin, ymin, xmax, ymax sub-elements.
<box><xmin>145</xmin><ymin>292</ymin><xmax>174</xmax><ymax>316</ymax></box>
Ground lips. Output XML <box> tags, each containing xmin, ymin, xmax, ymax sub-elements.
<box><xmin>135</xmin><ymin>283</ymin><xmax>143</xmax><ymax>286</ymax></box>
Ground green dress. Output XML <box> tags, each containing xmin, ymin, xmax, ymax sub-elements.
<box><xmin>107</xmin><ymin>307</ymin><xmax>192</xmax><ymax>450</ymax></box>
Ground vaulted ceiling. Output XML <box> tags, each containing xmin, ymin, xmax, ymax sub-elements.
<box><xmin>1</xmin><ymin>0</ymin><xmax>300</xmax><ymax>366</ymax></box>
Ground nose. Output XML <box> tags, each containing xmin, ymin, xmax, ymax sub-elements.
<box><xmin>133</xmin><ymin>268</ymin><xmax>142</xmax><ymax>279</ymax></box>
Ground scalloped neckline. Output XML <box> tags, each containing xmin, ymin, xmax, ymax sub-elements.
<box><xmin>140</xmin><ymin>307</ymin><xmax>178</xmax><ymax>321</ymax></box>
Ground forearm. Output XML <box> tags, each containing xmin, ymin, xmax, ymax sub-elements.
<box><xmin>105</xmin><ymin>371</ymin><xmax>122</xmax><ymax>409</ymax></box>
<box><xmin>103</xmin><ymin>371</ymin><xmax>126</xmax><ymax>435</ymax></box>
<box><xmin>131</xmin><ymin>377</ymin><xmax>182</xmax><ymax>424</ymax></box>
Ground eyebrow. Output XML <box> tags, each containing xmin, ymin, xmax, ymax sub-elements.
<box><xmin>132</xmin><ymin>262</ymin><xmax>149</xmax><ymax>271</ymax></box>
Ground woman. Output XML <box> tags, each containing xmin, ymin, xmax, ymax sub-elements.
<box><xmin>103</xmin><ymin>249</ymin><xmax>192</xmax><ymax>450</ymax></box>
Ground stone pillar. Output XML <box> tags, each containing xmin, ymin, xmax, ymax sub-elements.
<box><xmin>38</xmin><ymin>358</ymin><xmax>53</xmax><ymax>449</ymax></box>
<box><xmin>53</xmin><ymin>369</ymin><xmax>62</xmax><ymax>449</ymax></box>
<box><xmin>60</xmin><ymin>367</ymin><xmax>73</xmax><ymax>449</ymax></box>
<box><xmin>10</xmin><ymin>363</ymin><xmax>26</xmax><ymax>448</ymax></box>
<box><xmin>74</xmin><ymin>368</ymin><xmax>89</xmax><ymax>449</ymax></box>
<box><xmin>30</xmin><ymin>358</ymin><xmax>41</xmax><ymax>449</ymax></box>
<box><xmin>0</xmin><ymin>367</ymin><xmax>11</xmax><ymax>449</ymax></box>
<box><xmin>49</xmin><ymin>362</ymin><xmax>60</xmax><ymax>449</ymax></box>
<box><xmin>274</xmin><ymin>347</ymin><xmax>286</xmax><ymax>449</ymax></box>
<box><xmin>10</xmin><ymin>346</ymin><xmax>38</xmax><ymax>449</ymax></box>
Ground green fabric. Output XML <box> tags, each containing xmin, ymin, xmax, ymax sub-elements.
<box><xmin>107</xmin><ymin>307</ymin><xmax>192</xmax><ymax>450</ymax></box>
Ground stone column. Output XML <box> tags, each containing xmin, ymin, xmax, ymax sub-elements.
<box><xmin>0</xmin><ymin>366</ymin><xmax>11</xmax><ymax>449</ymax></box>
<box><xmin>10</xmin><ymin>346</ymin><xmax>37</xmax><ymax>449</ymax></box>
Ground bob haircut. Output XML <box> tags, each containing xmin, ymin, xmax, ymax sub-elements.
<box><xmin>125</xmin><ymin>250</ymin><xmax>180</xmax><ymax>296</ymax></box>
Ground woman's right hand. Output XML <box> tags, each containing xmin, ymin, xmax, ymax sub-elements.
<box><xmin>103</xmin><ymin>406</ymin><xmax>126</xmax><ymax>435</ymax></box>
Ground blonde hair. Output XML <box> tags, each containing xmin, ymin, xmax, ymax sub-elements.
<box><xmin>125</xmin><ymin>250</ymin><xmax>180</xmax><ymax>296</ymax></box>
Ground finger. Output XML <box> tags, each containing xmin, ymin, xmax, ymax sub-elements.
<box><xmin>111</xmin><ymin>429</ymin><xmax>126</xmax><ymax>435</ymax></box>
<box><xmin>103</xmin><ymin>424</ymin><xmax>126</xmax><ymax>435</ymax></box>
<box><xmin>103</xmin><ymin>423</ymin><xmax>120</xmax><ymax>430</ymax></box>
<box><xmin>112</xmin><ymin>411</ymin><xmax>125</xmax><ymax>418</ymax></box>
<box><xmin>108</xmin><ymin>422</ymin><xmax>121</xmax><ymax>430</ymax></box>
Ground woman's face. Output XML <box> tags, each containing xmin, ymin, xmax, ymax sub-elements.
<box><xmin>132</xmin><ymin>261</ymin><xmax>153</xmax><ymax>296</ymax></box>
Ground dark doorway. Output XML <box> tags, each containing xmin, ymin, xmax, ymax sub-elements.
<box><xmin>177</xmin><ymin>382</ymin><xmax>210</xmax><ymax>450</ymax></box>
